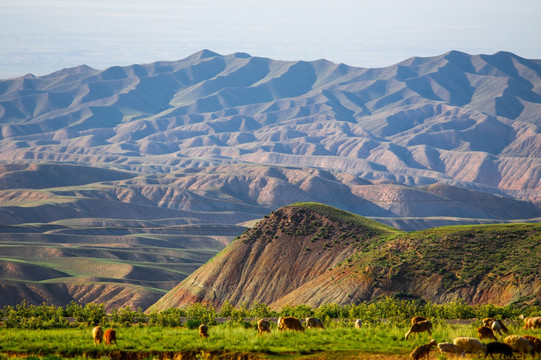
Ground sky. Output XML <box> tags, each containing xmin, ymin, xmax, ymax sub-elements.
<box><xmin>1</xmin><ymin>0</ymin><xmax>541</xmax><ymax>79</ymax></box>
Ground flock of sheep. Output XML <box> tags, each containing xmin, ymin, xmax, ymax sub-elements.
<box><xmin>91</xmin><ymin>326</ymin><xmax>117</xmax><ymax>346</ymax></box>
<box><xmin>405</xmin><ymin>316</ymin><xmax>541</xmax><ymax>360</ymax></box>
<box><xmin>91</xmin><ymin>315</ymin><xmax>541</xmax><ymax>360</ymax></box>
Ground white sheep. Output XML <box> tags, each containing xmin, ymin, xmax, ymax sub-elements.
<box><xmin>524</xmin><ymin>317</ymin><xmax>541</xmax><ymax>330</ymax></box>
<box><xmin>453</xmin><ymin>337</ymin><xmax>488</xmax><ymax>355</ymax></box>
<box><xmin>437</xmin><ymin>342</ymin><xmax>465</xmax><ymax>358</ymax></box>
<box><xmin>354</xmin><ymin>319</ymin><xmax>362</xmax><ymax>329</ymax></box>
<box><xmin>92</xmin><ymin>326</ymin><xmax>103</xmax><ymax>345</ymax></box>
<box><xmin>305</xmin><ymin>317</ymin><xmax>325</xmax><ymax>329</ymax></box>
<box><xmin>503</xmin><ymin>335</ymin><xmax>535</xmax><ymax>359</ymax></box>
<box><xmin>491</xmin><ymin>319</ymin><xmax>509</xmax><ymax>335</ymax></box>
<box><xmin>483</xmin><ymin>317</ymin><xmax>496</xmax><ymax>327</ymax></box>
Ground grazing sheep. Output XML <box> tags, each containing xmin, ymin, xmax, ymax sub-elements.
<box><xmin>412</xmin><ymin>316</ymin><xmax>428</xmax><ymax>325</ymax></box>
<box><xmin>437</xmin><ymin>342</ymin><xmax>465</xmax><ymax>358</ymax></box>
<box><xmin>524</xmin><ymin>317</ymin><xmax>541</xmax><ymax>330</ymax></box>
<box><xmin>278</xmin><ymin>316</ymin><xmax>304</xmax><ymax>331</ymax></box>
<box><xmin>305</xmin><ymin>317</ymin><xmax>325</xmax><ymax>329</ymax></box>
<box><xmin>492</xmin><ymin>320</ymin><xmax>509</xmax><ymax>335</ymax></box>
<box><xmin>405</xmin><ymin>320</ymin><xmax>433</xmax><ymax>339</ymax></box>
<box><xmin>485</xmin><ymin>342</ymin><xmax>515</xmax><ymax>360</ymax></box>
<box><xmin>354</xmin><ymin>319</ymin><xmax>362</xmax><ymax>329</ymax></box>
<box><xmin>484</xmin><ymin>318</ymin><xmax>497</xmax><ymax>327</ymax></box>
<box><xmin>410</xmin><ymin>339</ymin><xmax>438</xmax><ymax>360</ymax></box>
<box><xmin>103</xmin><ymin>329</ymin><xmax>117</xmax><ymax>345</ymax></box>
<box><xmin>453</xmin><ymin>337</ymin><xmax>488</xmax><ymax>355</ymax></box>
<box><xmin>199</xmin><ymin>323</ymin><xmax>209</xmax><ymax>338</ymax></box>
<box><xmin>522</xmin><ymin>336</ymin><xmax>541</xmax><ymax>357</ymax></box>
<box><xmin>257</xmin><ymin>319</ymin><xmax>270</xmax><ymax>335</ymax></box>
<box><xmin>92</xmin><ymin>326</ymin><xmax>103</xmax><ymax>345</ymax></box>
<box><xmin>503</xmin><ymin>335</ymin><xmax>535</xmax><ymax>359</ymax></box>
<box><xmin>478</xmin><ymin>326</ymin><xmax>499</xmax><ymax>341</ymax></box>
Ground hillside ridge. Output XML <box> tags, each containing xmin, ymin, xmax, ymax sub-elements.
<box><xmin>149</xmin><ymin>203</ymin><xmax>541</xmax><ymax>311</ymax></box>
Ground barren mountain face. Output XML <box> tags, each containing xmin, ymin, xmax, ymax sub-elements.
<box><xmin>0</xmin><ymin>50</ymin><xmax>540</xmax><ymax>202</ymax></box>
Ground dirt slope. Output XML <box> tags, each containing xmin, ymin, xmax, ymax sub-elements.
<box><xmin>148</xmin><ymin>203</ymin><xmax>400</xmax><ymax>311</ymax></box>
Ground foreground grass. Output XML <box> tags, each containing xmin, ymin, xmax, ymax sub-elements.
<box><xmin>1</xmin><ymin>322</ymin><xmax>540</xmax><ymax>359</ymax></box>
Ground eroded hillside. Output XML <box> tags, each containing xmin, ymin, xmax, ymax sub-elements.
<box><xmin>1</xmin><ymin>51</ymin><xmax>541</xmax><ymax>202</ymax></box>
<box><xmin>150</xmin><ymin>203</ymin><xmax>541</xmax><ymax>311</ymax></box>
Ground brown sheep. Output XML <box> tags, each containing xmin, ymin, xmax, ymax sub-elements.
<box><xmin>199</xmin><ymin>323</ymin><xmax>209</xmax><ymax>338</ymax></box>
<box><xmin>524</xmin><ymin>317</ymin><xmax>541</xmax><ymax>330</ymax></box>
<box><xmin>412</xmin><ymin>316</ymin><xmax>428</xmax><ymax>325</ymax></box>
<box><xmin>437</xmin><ymin>342</ymin><xmax>465</xmax><ymax>358</ymax></box>
<box><xmin>278</xmin><ymin>317</ymin><xmax>304</xmax><ymax>331</ymax></box>
<box><xmin>103</xmin><ymin>329</ymin><xmax>117</xmax><ymax>345</ymax></box>
<box><xmin>410</xmin><ymin>339</ymin><xmax>438</xmax><ymax>360</ymax></box>
<box><xmin>405</xmin><ymin>320</ymin><xmax>433</xmax><ymax>339</ymax></box>
<box><xmin>257</xmin><ymin>319</ymin><xmax>270</xmax><ymax>335</ymax></box>
<box><xmin>523</xmin><ymin>335</ymin><xmax>541</xmax><ymax>357</ymax></box>
<box><xmin>305</xmin><ymin>317</ymin><xmax>325</xmax><ymax>329</ymax></box>
<box><xmin>478</xmin><ymin>326</ymin><xmax>498</xmax><ymax>341</ymax></box>
<box><xmin>92</xmin><ymin>326</ymin><xmax>103</xmax><ymax>345</ymax></box>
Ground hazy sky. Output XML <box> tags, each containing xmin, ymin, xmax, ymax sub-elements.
<box><xmin>1</xmin><ymin>0</ymin><xmax>541</xmax><ymax>79</ymax></box>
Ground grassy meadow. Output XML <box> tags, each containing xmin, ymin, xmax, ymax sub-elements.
<box><xmin>1</xmin><ymin>319</ymin><xmax>540</xmax><ymax>360</ymax></box>
<box><xmin>1</xmin><ymin>274</ymin><xmax>540</xmax><ymax>359</ymax></box>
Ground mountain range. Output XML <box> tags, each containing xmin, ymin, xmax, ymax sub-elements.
<box><xmin>1</xmin><ymin>50</ymin><xmax>541</xmax><ymax>309</ymax></box>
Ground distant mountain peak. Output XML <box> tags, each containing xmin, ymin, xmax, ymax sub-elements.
<box><xmin>186</xmin><ymin>49</ymin><xmax>222</xmax><ymax>60</ymax></box>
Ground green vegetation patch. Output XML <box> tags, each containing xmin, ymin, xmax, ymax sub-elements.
<box><xmin>365</xmin><ymin>222</ymin><xmax>541</xmax><ymax>290</ymax></box>
<box><xmin>286</xmin><ymin>203</ymin><xmax>400</xmax><ymax>235</ymax></box>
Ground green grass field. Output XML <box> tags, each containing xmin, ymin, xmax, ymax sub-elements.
<box><xmin>1</xmin><ymin>321</ymin><xmax>540</xmax><ymax>360</ymax></box>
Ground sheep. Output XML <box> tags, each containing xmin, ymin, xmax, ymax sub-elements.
<box><xmin>103</xmin><ymin>329</ymin><xmax>117</xmax><ymax>345</ymax></box>
<box><xmin>412</xmin><ymin>316</ymin><xmax>428</xmax><ymax>325</ymax></box>
<box><xmin>478</xmin><ymin>326</ymin><xmax>499</xmax><ymax>341</ymax></box>
<box><xmin>522</xmin><ymin>336</ymin><xmax>541</xmax><ymax>357</ymax></box>
<box><xmin>410</xmin><ymin>339</ymin><xmax>438</xmax><ymax>360</ymax></box>
<box><xmin>405</xmin><ymin>320</ymin><xmax>433</xmax><ymax>339</ymax></box>
<box><xmin>257</xmin><ymin>319</ymin><xmax>270</xmax><ymax>335</ymax></box>
<box><xmin>492</xmin><ymin>320</ymin><xmax>509</xmax><ymax>335</ymax></box>
<box><xmin>305</xmin><ymin>317</ymin><xmax>325</xmax><ymax>329</ymax></box>
<box><xmin>503</xmin><ymin>335</ymin><xmax>535</xmax><ymax>359</ymax></box>
<box><xmin>199</xmin><ymin>323</ymin><xmax>209</xmax><ymax>338</ymax></box>
<box><xmin>354</xmin><ymin>319</ymin><xmax>362</xmax><ymax>329</ymax></box>
<box><xmin>524</xmin><ymin>317</ymin><xmax>541</xmax><ymax>330</ymax></box>
<box><xmin>278</xmin><ymin>316</ymin><xmax>304</xmax><ymax>331</ymax></box>
<box><xmin>437</xmin><ymin>342</ymin><xmax>465</xmax><ymax>358</ymax></box>
<box><xmin>91</xmin><ymin>326</ymin><xmax>103</xmax><ymax>345</ymax></box>
<box><xmin>485</xmin><ymin>342</ymin><xmax>515</xmax><ymax>360</ymax></box>
<box><xmin>453</xmin><ymin>337</ymin><xmax>488</xmax><ymax>355</ymax></box>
